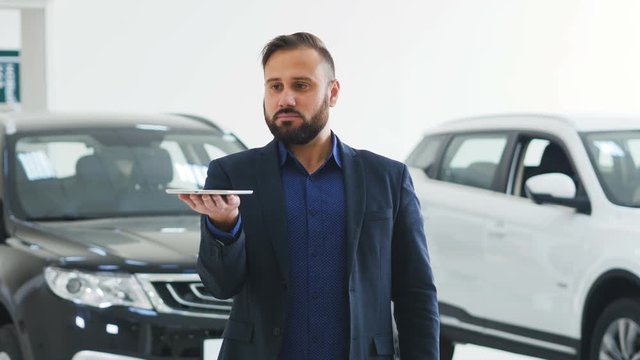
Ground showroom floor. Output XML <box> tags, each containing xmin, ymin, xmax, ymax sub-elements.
<box><xmin>453</xmin><ymin>345</ymin><xmax>540</xmax><ymax>360</ymax></box>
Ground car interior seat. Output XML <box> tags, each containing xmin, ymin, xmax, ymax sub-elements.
<box><xmin>521</xmin><ymin>143</ymin><xmax>576</xmax><ymax>197</ymax></box>
<box><xmin>75</xmin><ymin>153</ymin><xmax>127</xmax><ymax>215</ymax></box>
<box><xmin>464</xmin><ymin>161</ymin><xmax>498</xmax><ymax>189</ymax></box>
<box><xmin>537</xmin><ymin>143</ymin><xmax>574</xmax><ymax>177</ymax></box>
<box><xmin>119</xmin><ymin>146</ymin><xmax>178</xmax><ymax>212</ymax></box>
<box><xmin>129</xmin><ymin>147</ymin><xmax>173</xmax><ymax>191</ymax></box>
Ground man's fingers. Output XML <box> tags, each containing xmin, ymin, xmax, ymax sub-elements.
<box><xmin>212</xmin><ymin>195</ymin><xmax>224</xmax><ymax>207</ymax></box>
<box><xmin>205</xmin><ymin>195</ymin><xmax>224</xmax><ymax>209</ymax></box>
<box><xmin>179</xmin><ymin>193</ymin><xmax>241</xmax><ymax>221</ymax></box>
<box><xmin>189</xmin><ymin>194</ymin><xmax>205</xmax><ymax>207</ymax></box>
<box><xmin>178</xmin><ymin>194</ymin><xmax>197</xmax><ymax>209</ymax></box>
<box><xmin>225</xmin><ymin>195</ymin><xmax>240</xmax><ymax>208</ymax></box>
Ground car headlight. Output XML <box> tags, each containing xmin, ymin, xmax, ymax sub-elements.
<box><xmin>44</xmin><ymin>266</ymin><xmax>153</xmax><ymax>310</ymax></box>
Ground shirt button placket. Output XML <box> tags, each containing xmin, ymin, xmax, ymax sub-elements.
<box><xmin>307</xmin><ymin>175</ymin><xmax>323</xmax><ymax>358</ymax></box>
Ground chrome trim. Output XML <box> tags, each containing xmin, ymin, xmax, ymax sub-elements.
<box><xmin>166</xmin><ymin>283</ymin><xmax>231</xmax><ymax>311</ymax></box>
<box><xmin>135</xmin><ymin>273</ymin><xmax>231</xmax><ymax>320</ymax></box>
<box><xmin>440</xmin><ymin>315</ymin><xmax>577</xmax><ymax>355</ymax></box>
<box><xmin>136</xmin><ymin>273</ymin><xmax>201</xmax><ymax>282</ymax></box>
<box><xmin>190</xmin><ymin>283</ymin><xmax>221</xmax><ymax>302</ymax></box>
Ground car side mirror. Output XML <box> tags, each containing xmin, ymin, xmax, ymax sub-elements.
<box><xmin>525</xmin><ymin>173</ymin><xmax>591</xmax><ymax>214</ymax></box>
<box><xmin>526</xmin><ymin>173</ymin><xmax>576</xmax><ymax>199</ymax></box>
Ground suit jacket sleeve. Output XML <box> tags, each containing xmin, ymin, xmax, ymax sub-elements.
<box><xmin>392</xmin><ymin>164</ymin><xmax>440</xmax><ymax>359</ymax></box>
<box><xmin>196</xmin><ymin>159</ymin><xmax>247</xmax><ymax>300</ymax></box>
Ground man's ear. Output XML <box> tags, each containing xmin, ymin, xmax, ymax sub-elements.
<box><xmin>329</xmin><ymin>79</ymin><xmax>340</xmax><ymax>107</ymax></box>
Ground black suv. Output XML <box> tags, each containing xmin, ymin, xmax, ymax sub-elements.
<box><xmin>0</xmin><ymin>112</ymin><xmax>246</xmax><ymax>360</ymax></box>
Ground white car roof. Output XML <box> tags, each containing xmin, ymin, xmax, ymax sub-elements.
<box><xmin>426</xmin><ymin>113</ymin><xmax>640</xmax><ymax>135</ymax></box>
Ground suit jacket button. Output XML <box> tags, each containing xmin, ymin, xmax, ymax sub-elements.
<box><xmin>273</xmin><ymin>327</ymin><xmax>281</xmax><ymax>336</ymax></box>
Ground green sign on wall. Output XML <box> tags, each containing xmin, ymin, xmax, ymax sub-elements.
<box><xmin>0</xmin><ymin>50</ymin><xmax>20</xmax><ymax>105</ymax></box>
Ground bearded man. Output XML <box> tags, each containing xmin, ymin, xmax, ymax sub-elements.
<box><xmin>180</xmin><ymin>32</ymin><xmax>440</xmax><ymax>360</ymax></box>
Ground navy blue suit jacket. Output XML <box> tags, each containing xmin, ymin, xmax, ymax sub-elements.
<box><xmin>197</xmin><ymin>139</ymin><xmax>439</xmax><ymax>359</ymax></box>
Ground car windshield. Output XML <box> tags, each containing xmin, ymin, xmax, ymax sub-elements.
<box><xmin>9</xmin><ymin>127</ymin><xmax>245</xmax><ymax>220</ymax></box>
<box><xmin>583</xmin><ymin>130</ymin><xmax>640</xmax><ymax>208</ymax></box>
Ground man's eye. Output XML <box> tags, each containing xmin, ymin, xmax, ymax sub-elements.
<box><xmin>295</xmin><ymin>83</ymin><xmax>309</xmax><ymax>90</ymax></box>
<box><xmin>270</xmin><ymin>84</ymin><xmax>283</xmax><ymax>91</ymax></box>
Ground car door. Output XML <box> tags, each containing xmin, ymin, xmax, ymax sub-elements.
<box><xmin>410</xmin><ymin>132</ymin><xmax>513</xmax><ymax>318</ymax></box>
<box><xmin>479</xmin><ymin>134</ymin><xmax>590</xmax><ymax>339</ymax></box>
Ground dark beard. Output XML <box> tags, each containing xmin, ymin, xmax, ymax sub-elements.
<box><xmin>264</xmin><ymin>98</ymin><xmax>329</xmax><ymax>145</ymax></box>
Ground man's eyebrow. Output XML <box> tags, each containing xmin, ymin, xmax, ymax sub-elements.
<box><xmin>265</xmin><ymin>76</ymin><xmax>314</xmax><ymax>83</ymax></box>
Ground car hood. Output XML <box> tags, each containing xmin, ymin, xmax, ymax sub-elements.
<box><xmin>16</xmin><ymin>215</ymin><xmax>203</xmax><ymax>272</ymax></box>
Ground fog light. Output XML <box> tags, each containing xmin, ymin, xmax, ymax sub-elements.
<box><xmin>66</xmin><ymin>278</ymin><xmax>83</xmax><ymax>294</ymax></box>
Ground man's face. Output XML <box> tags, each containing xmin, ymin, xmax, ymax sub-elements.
<box><xmin>263</xmin><ymin>47</ymin><xmax>339</xmax><ymax>145</ymax></box>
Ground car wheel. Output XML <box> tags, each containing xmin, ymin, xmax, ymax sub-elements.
<box><xmin>589</xmin><ymin>298</ymin><xmax>640</xmax><ymax>360</ymax></box>
<box><xmin>440</xmin><ymin>335</ymin><xmax>454</xmax><ymax>360</ymax></box>
<box><xmin>0</xmin><ymin>324</ymin><xmax>22</xmax><ymax>360</ymax></box>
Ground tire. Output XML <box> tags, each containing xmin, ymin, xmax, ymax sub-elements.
<box><xmin>589</xmin><ymin>298</ymin><xmax>640</xmax><ymax>360</ymax></box>
<box><xmin>0</xmin><ymin>324</ymin><xmax>22</xmax><ymax>360</ymax></box>
<box><xmin>440</xmin><ymin>335</ymin><xmax>454</xmax><ymax>360</ymax></box>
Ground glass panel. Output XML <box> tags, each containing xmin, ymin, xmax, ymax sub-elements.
<box><xmin>440</xmin><ymin>134</ymin><xmax>508</xmax><ymax>190</ymax></box>
<box><xmin>583</xmin><ymin>130</ymin><xmax>640</xmax><ymax>207</ymax></box>
<box><xmin>11</xmin><ymin>129</ymin><xmax>244</xmax><ymax>220</ymax></box>
<box><xmin>405</xmin><ymin>135</ymin><xmax>446</xmax><ymax>178</ymax></box>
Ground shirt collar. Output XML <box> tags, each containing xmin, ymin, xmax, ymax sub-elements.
<box><xmin>277</xmin><ymin>132</ymin><xmax>343</xmax><ymax>168</ymax></box>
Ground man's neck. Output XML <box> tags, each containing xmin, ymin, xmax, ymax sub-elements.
<box><xmin>287</xmin><ymin>128</ymin><xmax>332</xmax><ymax>174</ymax></box>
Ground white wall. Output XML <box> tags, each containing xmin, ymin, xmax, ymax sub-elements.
<box><xmin>0</xmin><ymin>9</ymin><xmax>20</xmax><ymax>49</ymax></box>
<box><xmin>45</xmin><ymin>0</ymin><xmax>640</xmax><ymax>160</ymax></box>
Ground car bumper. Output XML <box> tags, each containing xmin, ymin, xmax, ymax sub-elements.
<box><xmin>19</xmin><ymin>282</ymin><xmax>227</xmax><ymax>360</ymax></box>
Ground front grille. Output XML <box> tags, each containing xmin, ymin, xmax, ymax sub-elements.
<box><xmin>137</xmin><ymin>273</ymin><xmax>232</xmax><ymax>319</ymax></box>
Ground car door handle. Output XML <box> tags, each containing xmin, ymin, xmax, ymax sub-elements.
<box><xmin>487</xmin><ymin>221</ymin><xmax>506</xmax><ymax>238</ymax></box>
<box><xmin>487</xmin><ymin>230</ymin><xmax>506</xmax><ymax>239</ymax></box>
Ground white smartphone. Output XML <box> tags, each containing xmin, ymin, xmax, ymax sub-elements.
<box><xmin>165</xmin><ymin>189</ymin><xmax>254</xmax><ymax>195</ymax></box>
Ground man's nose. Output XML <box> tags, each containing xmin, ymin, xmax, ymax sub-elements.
<box><xmin>278</xmin><ymin>89</ymin><xmax>296</xmax><ymax>108</ymax></box>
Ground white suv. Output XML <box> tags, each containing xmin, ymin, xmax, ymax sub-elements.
<box><xmin>406</xmin><ymin>114</ymin><xmax>640</xmax><ymax>360</ymax></box>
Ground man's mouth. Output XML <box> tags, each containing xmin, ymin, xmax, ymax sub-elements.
<box><xmin>274</xmin><ymin>110</ymin><xmax>303</xmax><ymax>125</ymax></box>
<box><xmin>277</xmin><ymin>114</ymin><xmax>301</xmax><ymax>121</ymax></box>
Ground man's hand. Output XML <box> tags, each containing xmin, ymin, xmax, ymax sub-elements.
<box><xmin>179</xmin><ymin>194</ymin><xmax>240</xmax><ymax>232</ymax></box>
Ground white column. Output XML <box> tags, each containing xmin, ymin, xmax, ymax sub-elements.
<box><xmin>20</xmin><ymin>7</ymin><xmax>47</xmax><ymax>111</ymax></box>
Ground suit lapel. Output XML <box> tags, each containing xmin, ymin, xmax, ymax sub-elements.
<box><xmin>341</xmin><ymin>143</ymin><xmax>366</xmax><ymax>278</ymax></box>
<box><xmin>256</xmin><ymin>140</ymin><xmax>289</xmax><ymax>284</ymax></box>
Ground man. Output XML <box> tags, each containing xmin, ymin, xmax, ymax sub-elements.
<box><xmin>179</xmin><ymin>32</ymin><xmax>439</xmax><ymax>360</ymax></box>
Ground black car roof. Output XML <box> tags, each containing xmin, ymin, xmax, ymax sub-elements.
<box><xmin>0</xmin><ymin>112</ymin><xmax>227</xmax><ymax>133</ymax></box>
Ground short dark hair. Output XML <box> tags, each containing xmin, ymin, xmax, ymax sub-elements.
<box><xmin>261</xmin><ymin>32</ymin><xmax>335</xmax><ymax>79</ymax></box>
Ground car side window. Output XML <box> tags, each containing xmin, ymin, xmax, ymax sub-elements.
<box><xmin>439</xmin><ymin>134</ymin><xmax>508</xmax><ymax>190</ymax></box>
<box><xmin>512</xmin><ymin>137</ymin><xmax>576</xmax><ymax>197</ymax></box>
<box><xmin>405</xmin><ymin>134</ymin><xmax>446</xmax><ymax>178</ymax></box>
